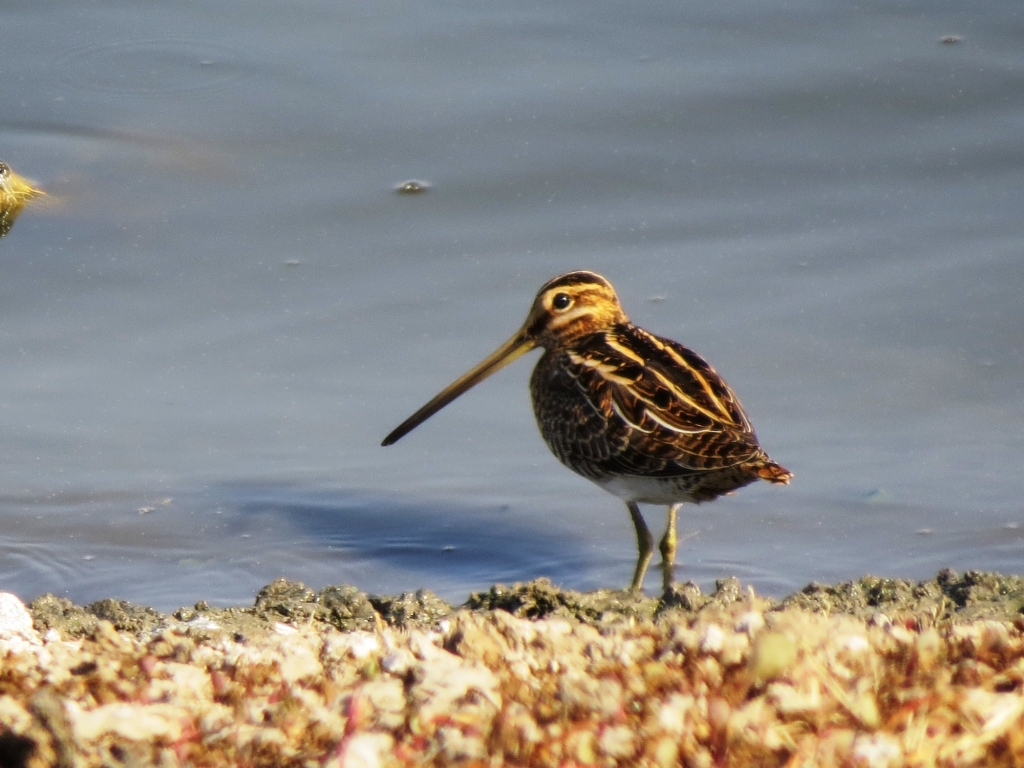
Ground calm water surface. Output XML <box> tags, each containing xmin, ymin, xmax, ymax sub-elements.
<box><xmin>1</xmin><ymin>1</ymin><xmax>1022</xmax><ymax>610</ymax></box>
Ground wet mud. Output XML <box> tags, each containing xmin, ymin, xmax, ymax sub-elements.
<box><xmin>28</xmin><ymin>568</ymin><xmax>1024</xmax><ymax>641</ymax></box>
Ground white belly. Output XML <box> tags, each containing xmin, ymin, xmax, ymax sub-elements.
<box><xmin>594</xmin><ymin>475</ymin><xmax>698</xmax><ymax>505</ymax></box>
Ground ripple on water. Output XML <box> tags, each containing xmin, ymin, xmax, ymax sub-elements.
<box><xmin>58</xmin><ymin>39</ymin><xmax>247</xmax><ymax>95</ymax></box>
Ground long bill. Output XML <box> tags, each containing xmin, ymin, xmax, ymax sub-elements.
<box><xmin>381</xmin><ymin>330</ymin><xmax>537</xmax><ymax>446</ymax></box>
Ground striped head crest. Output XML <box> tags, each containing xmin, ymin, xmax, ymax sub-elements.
<box><xmin>524</xmin><ymin>271</ymin><xmax>629</xmax><ymax>346</ymax></box>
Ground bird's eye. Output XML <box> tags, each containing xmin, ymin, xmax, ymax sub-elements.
<box><xmin>552</xmin><ymin>293</ymin><xmax>572</xmax><ymax>311</ymax></box>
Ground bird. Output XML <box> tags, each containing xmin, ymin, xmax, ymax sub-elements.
<box><xmin>0</xmin><ymin>160</ymin><xmax>44</xmax><ymax>238</ymax></box>
<box><xmin>382</xmin><ymin>271</ymin><xmax>791</xmax><ymax>593</ymax></box>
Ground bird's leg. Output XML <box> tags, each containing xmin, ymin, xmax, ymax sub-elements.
<box><xmin>627</xmin><ymin>502</ymin><xmax>654</xmax><ymax>592</ymax></box>
<box><xmin>659</xmin><ymin>503</ymin><xmax>681</xmax><ymax>593</ymax></box>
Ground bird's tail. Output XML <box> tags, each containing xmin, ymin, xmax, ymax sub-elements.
<box><xmin>755</xmin><ymin>459</ymin><xmax>793</xmax><ymax>485</ymax></box>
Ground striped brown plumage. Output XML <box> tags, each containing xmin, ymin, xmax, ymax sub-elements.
<box><xmin>383</xmin><ymin>271</ymin><xmax>791</xmax><ymax>593</ymax></box>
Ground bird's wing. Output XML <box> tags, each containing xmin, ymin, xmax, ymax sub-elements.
<box><xmin>558</xmin><ymin>326</ymin><xmax>764</xmax><ymax>474</ymax></box>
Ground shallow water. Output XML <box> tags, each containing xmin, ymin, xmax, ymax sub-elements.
<box><xmin>1</xmin><ymin>1</ymin><xmax>1022</xmax><ymax>611</ymax></box>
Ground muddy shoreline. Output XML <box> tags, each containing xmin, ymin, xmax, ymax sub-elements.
<box><xmin>2</xmin><ymin>570</ymin><xmax>1023</xmax><ymax>767</ymax></box>
<box><xmin>28</xmin><ymin>568</ymin><xmax>1024</xmax><ymax>640</ymax></box>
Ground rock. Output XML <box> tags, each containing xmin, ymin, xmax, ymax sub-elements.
<box><xmin>0</xmin><ymin>593</ymin><xmax>35</xmax><ymax>640</ymax></box>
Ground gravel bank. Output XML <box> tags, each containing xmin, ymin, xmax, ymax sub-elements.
<box><xmin>0</xmin><ymin>570</ymin><xmax>1021</xmax><ymax>767</ymax></box>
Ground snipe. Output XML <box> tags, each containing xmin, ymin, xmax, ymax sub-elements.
<box><xmin>382</xmin><ymin>271</ymin><xmax>791</xmax><ymax>593</ymax></box>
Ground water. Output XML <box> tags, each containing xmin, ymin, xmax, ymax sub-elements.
<box><xmin>1</xmin><ymin>1</ymin><xmax>1022</xmax><ymax>611</ymax></box>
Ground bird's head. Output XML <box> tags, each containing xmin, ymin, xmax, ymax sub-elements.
<box><xmin>381</xmin><ymin>270</ymin><xmax>627</xmax><ymax>445</ymax></box>
<box><xmin>521</xmin><ymin>271</ymin><xmax>629</xmax><ymax>348</ymax></box>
